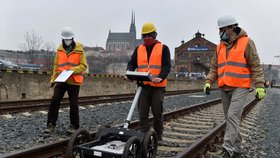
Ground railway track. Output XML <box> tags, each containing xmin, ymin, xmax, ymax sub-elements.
<box><xmin>174</xmin><ymin>96</ymin><xmax>258</xmax><ymax>158</ymax></box>
<box><xmin>157</xmin><ymin>101</ymin><xmax>224</xmax><ymax>157</ymax></box>
<box><xmin>0</xmin><ymin>89</ymin><xmax>208</xmax><ymax>114</ymax></box>
<box><xmin>2</xmin><ymin>94</ymin><xmax>259</xmax><ymax>158</ymax></box>
<box><xmin>204</xmin><ymin>97</ymin><xmax>264</xmax><ymax>158</ymax></box>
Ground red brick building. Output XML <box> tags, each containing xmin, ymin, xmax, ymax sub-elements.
<box><xmin>175</xmin><ymin>31</ymin><xmax>216</xmax><ymax>76</ymax></box>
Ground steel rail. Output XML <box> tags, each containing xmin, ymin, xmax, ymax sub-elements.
<box><xmin>0</xmin><ymin>89</ymin><xmax>216</xmax><ymax>114</ymax></box>
<box><xmin>0</xmin><ymin>96</ymin><xmax>135</xmax><ymax>114</ymax></box>
<box><xmin>0</xmin><ymin>89</ymin><xmax>207</xmax><ymax>106</ymax></box>
<box><xmin>175</xmin><ymin>98</ymin><xmax>259</xmax><ymax>158</ymax></box>
<box><xmin>273</xmin><ymin>85</ymin><xmax>280</xmax><ymax>88</ymax></box>
<box><xmin>2</xmin><ymin>98</ymin><xmax>222</xmax><ymax>158</ymax></box>
<box><xmin>0</xmin><ymin>93</ymin><xmax>136</xmax><ymax>107</ymax></box>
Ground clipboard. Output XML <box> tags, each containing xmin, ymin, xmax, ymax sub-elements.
<box><xmin>54</xmin><ymin>70</ymin><xmax>74</xmax><ymax>82</ymax></box>
<box><xmin>125</xmin><ymin>71</ymin><xmax>153</xmax><ymax>81</ymax></box>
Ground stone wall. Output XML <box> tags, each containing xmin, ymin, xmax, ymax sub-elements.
<box><xmin>0</xmin><ymin>71</ymin><xmax>205</xmax><ymax>100</ymax></box>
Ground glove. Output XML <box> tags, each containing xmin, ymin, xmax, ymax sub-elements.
<box><xmin>152</xmin><ymin>77</ymin><xmax>162</xmax><ymax>83</ymax></box>
<box><xmin>255</xmin><ymin>87</ymin><xmax>265</xmax><ymax>100</ymax></box>
<box><xmin>49</xmin><ymin>81</ymin><xmax>56</xmax><ymax>88</ymax></box>
<box><xmin>204</xmin><ymin>82</ymin><xmax>211</xmax><ymax>95</ymax></box>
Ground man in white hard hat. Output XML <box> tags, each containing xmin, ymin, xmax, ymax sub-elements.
<box><xmin>204</xmin><ymin>15</ymin><xmax>265</xmax><ymax>158</ymax></box>
<box><xmin>44</xmin><ymin>26</ymin><xmax>88</xmax><ymax>134</ymax></box>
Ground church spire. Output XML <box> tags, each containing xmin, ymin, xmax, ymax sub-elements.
<box><xmin>131</xmin><ymin>10</ymin><xmax>134</xmax><ymax>24</ymax></box>
<box><xmin>129</xmin><ymin>10</ymin><xmax>136</xmax><ymax>36</ymax></box>
<box><xmin>133</xmin><ymin>10</ymin><xmax>135</xmax><ymax>24</ymax></box>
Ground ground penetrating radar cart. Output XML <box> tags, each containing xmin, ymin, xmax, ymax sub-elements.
<box><xmin>66</xmin><ymin>71</ymin><xmax>158</xmax><ymax>158</ymax></box>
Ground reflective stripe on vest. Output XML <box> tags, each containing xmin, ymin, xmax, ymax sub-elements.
<box><xmin>217</xmin><ymin>36</ymin><xmax>252</xmax><ymax>88</ymax></box>
<box><xmin>57</xmin><ymin>51</ymin><xmax>84</xmax><ymax>84</ymax></box>
<box><xmin>137</xmin><ymin>43</ymin><xmax>167</xmax><ymax>87</ymax></box>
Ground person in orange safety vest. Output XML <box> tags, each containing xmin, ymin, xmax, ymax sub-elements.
<box><xmin>44</xmin><ymin>26</ymin><xmax>88</xmax><ymax>134</ymax></box>
<box><xmin>126</xmin><ymin>22</ymin><xmax>171</xmax><ymax>142</ymax></box>
<box><xmin>204</xmin><ymin>16</ymin><xmax>265</xmax><ymax>158</ymax></box>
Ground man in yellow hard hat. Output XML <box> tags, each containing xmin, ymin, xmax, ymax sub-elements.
<box><xmin>127</xmin><ymin>22</ymin><xmax>171</xmax><ymax>141</ymax></box>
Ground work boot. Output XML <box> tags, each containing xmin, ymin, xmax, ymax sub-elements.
<box><xmin>157</xmin><ymin>135</ymin><xmax>164</xmax><ymax>146</ymax></box>
<box><xmin>157</xmin><ymin>135</ymin><xmax>163</xmax><ymax>141</ymax></box>
<box><xmin>157</xmin><ymin>134</ymin><xmax>163</xmax><ymax>145</ymax></box>
<box><xmin>66</xmin><ymin>125</ymin><xmax>78</xmax><ymax>134</ymax></box>
<box><xmin>219</xmin><ymin>147</ymin><xmax>231</xmax><ymax>158</ymax></box>
<box><xmin>231</xmin><ymin>152</ymin><xmax>241</xmax><ymax>158</ymax></box>
<box><xmin>44</xmin><ymin>123</ymin><xmax>55</xmax><ymax>133</ymax></box>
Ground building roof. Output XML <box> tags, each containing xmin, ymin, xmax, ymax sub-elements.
<box><xmin>84</xmin><ymin>46</ymin><xmax>105</xmax><ymax>52</ymax></box>
<box><xmin>176</xmin><ymin>31</ymin><xmax>216</xmax><ymax>51</ymax></box>
<box><xmin>107</xmin><ymin>32</ymin><xmax>135</xmax><ymax>41</ymax></box>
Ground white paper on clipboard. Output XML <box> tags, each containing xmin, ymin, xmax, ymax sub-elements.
<box><xmin>54</xmin><ymin>70</ymin><xmax>74</xmax><ymax>82</ymax></box>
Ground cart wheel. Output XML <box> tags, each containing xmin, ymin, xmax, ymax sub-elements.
<box><xmin>142</xmin><ymin>130</ymin><xmax>158</xmax><ymax>158</ymax></box>
<box><xmin>94</xmin><ymin>124</ymin><xmax>110</xmax><ymax>140</ymax></box>
<box><xmin>122</xmin><ymin>136</ymin><xmax>141</xmax><ymax>158</ymax></box>
<box><xmin>66</xmin><ymin>128</ymin><xmax>91</xmax><ymax>158</ymax></box>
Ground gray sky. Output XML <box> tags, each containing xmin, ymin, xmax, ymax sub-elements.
<box><xmin>1</xmin><ymin>0</ymin><xmax>280</xmax><ymax>64</ymax></box>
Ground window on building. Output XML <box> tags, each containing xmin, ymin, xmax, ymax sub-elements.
<box><xmin>126</xmin><ymin>43</ymin><xmax>129</xmax><ymax>50</ymax></box>
<box><xmin>108</xmin><ymin>43</ymin><xmax>111</xmax><ymax>51</ymax></box>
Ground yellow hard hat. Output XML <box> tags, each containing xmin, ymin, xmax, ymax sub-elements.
<box><xmin>142</xmin><ymin>22</ymin><xmax>156</xmax><ymax>35</ymax></box>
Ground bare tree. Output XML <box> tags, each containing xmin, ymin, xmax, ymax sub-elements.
<box><xmin>43</xmin><ymin>41</ymin><xmax>56</xmax><ymax>70</ymax></box>
<box><xmin>19</xmin><ymin>29</ymin><xmax>43</xmax><ymax>63</ymax></box>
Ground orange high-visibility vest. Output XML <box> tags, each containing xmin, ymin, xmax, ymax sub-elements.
<box><xmin>137</xmin><ymin>43</ymin><xmax>167</xmax><ymax>87</ymax></box>
<box><xmin>217</xmin><ymin>36</ymin><xmax>252</xmax><ymax>88</ymax></box>
<box><xmin>57</xmin><ymin>51</ymin><xmax>84</xmax><ymax>84</ymax></box>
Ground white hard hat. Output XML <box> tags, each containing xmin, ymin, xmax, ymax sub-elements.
<box><xmin>217</xmin><ymin>15</ymin><xmax>238</xmax><ymax>28</ymax></box>
<box><xmin>61</xmin><ymin>26</ymin><xmax>74</xmax><ymax>39</ymax></box>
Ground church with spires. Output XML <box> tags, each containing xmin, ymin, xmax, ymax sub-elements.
<box><xmin>105</xmin><ymin>11</ymin><xmax>142</xmax><ymax>52</ymax></box>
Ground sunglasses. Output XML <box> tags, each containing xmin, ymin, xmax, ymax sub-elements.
<box><xmin>142</xmin><ymin>34</ymin><xmax>153</xmax><ymax>38</ymax></box>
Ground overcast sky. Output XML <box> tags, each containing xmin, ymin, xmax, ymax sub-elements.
<box><xmin>1</xmin><ymin>0</ymin><xmax>280</xmax><ymax>64</ymax></box>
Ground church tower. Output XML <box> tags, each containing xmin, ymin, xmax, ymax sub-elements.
<box><xmin>106</xmin><ymin>10</ymin><xmax>142</xmax><ymax>51</ymax></box>
<box><xmin>129</xmin><ymin>10</ymin><xmax>136</xmax><ymax>38</ymax></box>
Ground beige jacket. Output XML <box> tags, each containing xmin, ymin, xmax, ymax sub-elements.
<box><xmin>206</xmin><ymin>27</ymin><xmax>264</xmax><ymax>90</ymax></box>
